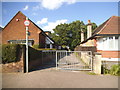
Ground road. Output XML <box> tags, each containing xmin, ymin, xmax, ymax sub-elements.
<box><xmin>2</xmin><ymin>68</ymin><xmax>118</xmax><ymax>88</ymax></box>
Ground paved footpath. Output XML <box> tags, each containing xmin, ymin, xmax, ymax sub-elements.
<box><xmin>2</xmin><ymin>68</ymin><xmax>119</xmax><ymax>88</ymax></box>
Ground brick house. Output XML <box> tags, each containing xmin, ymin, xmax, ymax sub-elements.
<box><xmin>2</xmin><ymin>11</ymin><xmax>55</xmax><ymax>49</ymax></box>
<box><xmin>80</xmin><ymin>16</ymin><xmax>120</xmax><ymax>62</ymax></box>
<box><xmin>0</xmin><ymin>27</ymin><xmax>2</xmax><ymax>44</ymax></box>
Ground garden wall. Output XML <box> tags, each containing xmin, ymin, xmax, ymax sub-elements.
<box><xmin>28</xmin><ymin>47</ymin><xmax>56</xmax><ymax>72</ymax></box>
<box><xmin>74</xmin><ymin>46</ymin><xmax>97</xmax><ymax>54</ymax></box>
<box><xmin>75</xmin><ymin>45</ymin><xmax>102</xmax><ymax>74</ymax></box>
<box><xmin>2</xmin><ymin>44</ymin><xmax>56</xmax><ymax>73</ymax></box>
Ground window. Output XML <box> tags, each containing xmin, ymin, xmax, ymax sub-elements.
<box><xmin>109</xmin><ymin>37</ymin><xmax>113</xmax><ymax>49</ymax></box>
<box><xmin>109</xmin><ymin>37</ymin><xmax>113</xmax><ymax>39</ymax></box>
<box><xmin>115</xmin><ymin>36</ymin><xmax>119</xmax><ymax>39</ymax></box>
<box><xmin>8</xmin><ymin>40</ymin><xmax>34</xmax><ymax>46</ymax></box>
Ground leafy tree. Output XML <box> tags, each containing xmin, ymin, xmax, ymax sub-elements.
<box><xmin>51</xmin><ymin>20</ymin><xmax>97</xmax><ymax>50</ymax></box>
<box><xmin>92</xmin><ymin>23</ymin><xmax>98</xmax><ymax>32</ymax></box>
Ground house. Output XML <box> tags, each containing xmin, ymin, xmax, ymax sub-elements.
<box><xmin>45</xmin><ymin>31</ymin><xmax>51</xmax><ymax>37</ymax></box>
<box><xmin>2</xmin><ymin>11</ymin><xmax>55</xmax><ymax>49</ymax></box>
<box><xmin>80</xmin><ymin>16</ymin><xmax>120</xmax><ymax>62</ymax></box>
<box><xmin>0</xmin><ymin>27</ymin><xmax>3</xmax><ymax>44</ymax></box>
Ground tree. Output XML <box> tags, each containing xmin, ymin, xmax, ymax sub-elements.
<box><xmin>51</xmin><ymin>20</ymin><xmax>97</xmax><ymax>50</ymax></box>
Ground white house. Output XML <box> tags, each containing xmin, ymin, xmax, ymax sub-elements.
<box><xmin>80</xmin><ymin>16</ymin><xmax>120</xmax><ymax>61</ymax></box>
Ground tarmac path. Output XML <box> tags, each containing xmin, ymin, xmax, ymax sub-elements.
<box><xmin>2</xmin><ymin>69</ymin><xmax>118</xmax><ymax>88</ymax></box>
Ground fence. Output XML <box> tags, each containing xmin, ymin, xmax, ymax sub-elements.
<box><xmin>42</xmin><ymin>50</ymin><xmax>56</xmax><ymax>65</ymax></box>
<box><xmin>56</xmin><ymin>51</ymin><xmax>92</xmax><ymax>71</ymax></box>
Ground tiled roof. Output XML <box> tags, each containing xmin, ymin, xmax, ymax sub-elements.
<box><xmin>92</xmin><ymin>16</ymin><xmax>120</xmax><ymax>35</ymax></box>
<box><xmin>0</xmin><ymin>27</ymin><xmax>3</xmax><ymax>31</ymax></box>
<box><xmin>80</xmin><ymin>16</ymin><xmax>120</xmax><ymax>44</ymax></box>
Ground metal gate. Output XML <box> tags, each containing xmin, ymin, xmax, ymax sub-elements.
<box><xmin>56</xmin><ymin>51</ymin><xmax>92</xmax><ymax>71</ymax></box>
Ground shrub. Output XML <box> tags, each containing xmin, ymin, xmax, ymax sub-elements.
<box><xmin>110</xmin><ymin>65</ymin><xmax>120</xmax><ymax>76</ymax></box>
<box><xmin>37</xmin><ymin>48</ymin><xmax>56</xmax><ymax>50</ymax></box>
<box><xmin>101</xmin><ymin>65</ymin><xmax>110</xmax><ymax>74</ymax></box>
<box><xmin>32</xmin><ymin>44</ymin><xmax>40</xmax><ymax>49</ymax></box>
<box><xmin>2</xmin><ymin>44</ymin><xmax>21</xmax><ymax>64</ymax></box>
<box><xmin>101</xmin><ymin>64</ymin><xmax>120</xmax><ymax>76</ymax></box>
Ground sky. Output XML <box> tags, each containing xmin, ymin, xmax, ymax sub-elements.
<box><xmin>1</xmin><ymin>0</ymin><xmax>119</xmax><ymax>33</ymax></box>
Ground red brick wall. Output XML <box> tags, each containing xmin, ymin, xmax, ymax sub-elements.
<box><xmin>2</xmin><ymin>11</ymin><xmax>44</xmax><ymax>45</ymax></box>
<box><xmin>39</xmin><ymin>33</ymin><xmax>46</xmax><ymax>48</ymax></box>
<box><xmin>97</xmin><ymin>50</ymin><xmax>120</xmax><ymax>58</ymax></box>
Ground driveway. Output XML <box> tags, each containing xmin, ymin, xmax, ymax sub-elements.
<box><xmin>2</xmin><ymin>68</ymin><xmax>118</xmax><ymax>88</ymax></box>
<box><xmin>57</xmin><ymin>52</ymin><xmax>91</xmax><ymax>70</ymax></box>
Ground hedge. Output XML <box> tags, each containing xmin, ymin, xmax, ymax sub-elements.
<box><xmin>2</xmin><ymin>44</ymin><xmax>21</xmax><ymax>64</ymax></box>
<box><xmin>32</xmin><ymin>44</ymin><xmax>40</xmax><ymax>49</ymax></box>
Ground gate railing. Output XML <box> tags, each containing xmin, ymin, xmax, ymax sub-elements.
<box><xmin>56</xmin><ymin>51</ymin><xmax>92</xmax><ymax>71</ymax></box>
<box><xmin>41</xmin><ymin>50</ymin><xmax>93</xmax><ymax>71</ymax></box>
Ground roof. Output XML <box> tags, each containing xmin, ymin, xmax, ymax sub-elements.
<box><xmin>80</xmin><ymin>16</ymin><xmax>120</xmax><ymax>44</ymax></box>
<box><xmin>93</xmin><ymin>16</ymin><xmax>120</xmax><ymax>35</ymax></box>
<box><xmin>0</xmin><ymin>27</ymin><xmax>2</xmax><ymax>31</ymax></box>
<box><xmin>45</xmin><ymin>31</ymin><xmax>51</xmax><ymax>33</ymax></box>
<box><xmin>2</xmin><ymin>11</ymin><xmax>55</xmax><ymax>44</ymax></box>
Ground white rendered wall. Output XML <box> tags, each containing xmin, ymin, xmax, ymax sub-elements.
<box><xmin>97</xmin><ymin>36</ymin><xmax>120</xmax><ymax>51</ymax></box>
<box><xmin>101</xmin><ymin>58</ymin><xmax>120</xmax><ymax>61</ymax></box>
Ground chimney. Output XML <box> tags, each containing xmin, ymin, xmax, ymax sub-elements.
<box><xmin>81</xmin><ymin>29</ymin><xmax>84</xmax><ymax>42</ymax></box>
<box><xmin>87</xmin><ymin>20</ymin><xmax>92</xmax><ymax>38</ymax></box>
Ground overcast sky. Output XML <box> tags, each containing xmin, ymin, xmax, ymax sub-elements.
<box><xmin>1</xmin><ymin>0</ymin><xmax>119</xmax><ymax>32</ymax></box>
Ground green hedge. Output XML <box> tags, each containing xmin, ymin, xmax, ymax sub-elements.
<box><xmin>2</xmin><ymin>44</ymin><xmax>21</xmax><ymax>64</ymax></box>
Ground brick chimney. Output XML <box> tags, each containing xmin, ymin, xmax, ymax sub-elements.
<box><xmin>81</xmin><ymin>29</ymin><xmax>84</xmax><ymax>42</ymax></box>
<box><xmin>87</xmin><ymin>20</ymin><xmax>92</xmax><ymax>38</ymax></box>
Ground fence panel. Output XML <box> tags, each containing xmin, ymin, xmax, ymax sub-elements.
<box><xmin>56</xmin><ymin>51</ymin><xmax>92</xmax><ymax>71</ymax></box>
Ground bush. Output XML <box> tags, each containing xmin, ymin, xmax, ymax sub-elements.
<box><xmin>32</xmin><ymin>44</ymin><xmax>40</xmax><ymax>49</ymax></box>
<box><xmin>37</xmin><ymin>48</ymin><xmax>56</xmax><ymax>50</ymax></box>
<box><xmin>101</xmin><ymin>65</ymin><xmax>110</xmax><ymax>74</ymax></box>
<box><xmin>101</xmin><ymin>64</ymin><xmax>120</xmax><ymax>76</ymax></box>
<box><xmin>110</xmin><ymin>65</ymin><xmax>120</xmax><ymax>76</ymax></box>
<box><xmin>2</xmin><ymin>44</ymin><xmax>21</xmax><ymax>64</ymax></box>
